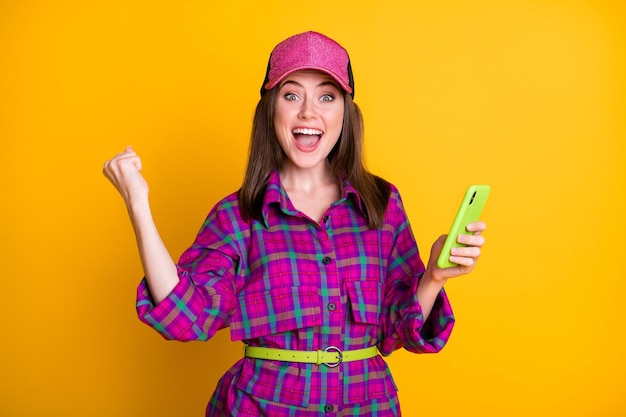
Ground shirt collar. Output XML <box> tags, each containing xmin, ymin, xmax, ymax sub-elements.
<box><xmin>261</xmin><ymin>170</ymin><xmax>367</xmax><ymax>227</ymax></box>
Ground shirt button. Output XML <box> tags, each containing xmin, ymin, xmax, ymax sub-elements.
<box><xmin>323</xmin><ymin>215</ymin><xmax>329</xmax><ymax>223</ymax></box>
<box><xmin>328</xmin><ymin>302</ymin><xmax>336</xmax><ymax>311</ymax></box>
<box><xmin>324</xmin><ymin>404</ymin><xmax>334</xmax><ymax>412</ymax></box>
<box><xmin>322</xmin><ymin>256</ymin><xmax>332</xmax><ymax>265</ymax></box>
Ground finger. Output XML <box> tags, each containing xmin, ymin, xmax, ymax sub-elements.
<box><xmin>451</xmin><ymin>246</ymin><xmax>481</xmax><ymax>258</ymax></box>
<box><xmin>448</xmin><ymin>256</ymin><xmax>476</xmax><ymax>268</ymax></box>
<box><xmin>119</xmin><ymin>154</ymin><xmax>142</xmax><ymax>171</ymax></box>
<box><xmin>104</xmin><ymin>159</ymin><xmax>143</xmax><ymax>188</ymax></box>
<box><xmin>107</xmin><ymin>146</ymin><xmax>137</xmax><ymax>163</ymax></box>
<box><xmin>466</xmin><ymin>221</ymin><xmax>486</xmax><ymax>233</ymax></box>
<box><xmin>457</xmin><ymin>234</ymin><xmax>485</xmax><ymax>246</ymax></box>
<box><xmin>110</xmin><ymin>150</ymin><xmax>141</xmax><ymax>167</ymax></box>
<box><xmin>117</xmin><ymin>148</ymin><xmax>137</xmax><ymax>159</ymax></box>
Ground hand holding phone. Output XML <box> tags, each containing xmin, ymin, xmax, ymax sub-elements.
<box><xmin>436</xmin><ymin>185</ymin><xmax>490</xmax><ymax>269</ymax></box>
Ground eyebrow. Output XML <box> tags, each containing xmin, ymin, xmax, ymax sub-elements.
<box><xmin>279</xmin><ymin>80</ymin><xmax>340</xmax><ymax>90</ymax></box>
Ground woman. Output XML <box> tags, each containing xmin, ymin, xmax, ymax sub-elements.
<box><xmin>103</xmin><ymin>31</ymin><xmax>486</xmax><ymax>416</ymax></box>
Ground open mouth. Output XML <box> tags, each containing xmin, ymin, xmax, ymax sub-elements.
<box><xmin>292</xmin><ymin>128</ymin><xmax>323</xmax><ymax>148</ymax></box>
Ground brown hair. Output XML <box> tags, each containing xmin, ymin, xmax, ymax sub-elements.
<box><xmin>238</xmin><ymin>90</ymin><xmax>390</xmax><ymax>229</ymax></box>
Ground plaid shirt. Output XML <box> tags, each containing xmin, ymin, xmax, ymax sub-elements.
<box><xmin>136</xmin><ymin>171</ymin><xmax>455</xmax><ymax>416</ymax></box>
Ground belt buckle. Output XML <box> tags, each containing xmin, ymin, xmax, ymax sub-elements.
<box><xmin>323</xmin><ymin>346</ymin><xmax>342</xmax><ymax>367</ymax></box>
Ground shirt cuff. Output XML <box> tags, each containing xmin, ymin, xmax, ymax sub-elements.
<box><xmin>387</xmin><ymin>288</ymin><xmax>456</xmax><ymax>354</ymax></box>
<box><xmin>135</xmin><ymin>272</ymin><xmax>207</xmax><ymax>340</ymax></box>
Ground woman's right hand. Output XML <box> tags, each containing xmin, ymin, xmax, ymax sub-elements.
<box><xmin>103</xmin><ymin>146</ymin><xmax>149</xmax><ymax>206</ymax></box>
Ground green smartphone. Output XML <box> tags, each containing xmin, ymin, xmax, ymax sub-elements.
<box><xmin>436</xmin><ymin>185</ymin><xmax>490</xmax><ymax>269</ymax></box>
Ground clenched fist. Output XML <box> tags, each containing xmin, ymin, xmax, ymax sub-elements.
<box><xmin>103</xmin><ymin>146</ymin><xmax>149</xmax><ymax>207</ymax></box>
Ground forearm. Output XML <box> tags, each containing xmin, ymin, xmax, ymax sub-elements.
<box><xmin>416</xmin><ymin>271</ymin><xmax>447</xmax><ymax>322</ymax></box>
<box><xmin>103</xmin><ymin>146</ymin><xmax>180</xmax><ymax>304</ymax></box>
<box><xmin>128</xmin><ymin>198</ymin><xmax>179</xmax><ymax>304</ymax></box>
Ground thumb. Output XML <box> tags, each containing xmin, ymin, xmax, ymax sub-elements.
<box><xmin>428</xmin><ymin>235</ymin><xmax>447</xmax><ymax>266</ymax></box>
<box><xmin>124</xmin><ymin>145</ymin><xmax>142</xmax><ymax>171</ymax></box>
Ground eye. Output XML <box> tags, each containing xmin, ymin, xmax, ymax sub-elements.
<box><xmin>320</xmin><ymin>94</ymin><xmax>335</xmax><ymax>103</ymax></box>
<box><xmin>284</xmin><ymin>93</ymin><xmax>299</xmax><ymax>101</ymax></box>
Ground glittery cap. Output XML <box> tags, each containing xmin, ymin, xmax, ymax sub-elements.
<box><xmin>261</xmin><ymin>31</ymin><xmax>354</xmax><ymax>98</ymax></box>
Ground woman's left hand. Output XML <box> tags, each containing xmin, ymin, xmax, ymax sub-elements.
<box><xmin>426</xmin><ymin>221</ymin><xmax>487</xmax><ymax>283</ymax></box>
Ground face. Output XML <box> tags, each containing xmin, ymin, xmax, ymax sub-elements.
<box><xmin>274</xmin><ymin>70</ymin><xmax>345</xmax><ymax>174</ymax></box>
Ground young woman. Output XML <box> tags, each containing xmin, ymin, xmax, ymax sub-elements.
<box><xmin>103</xmin><ymin>31</ymin><xmax>486</xmax><ymax>416</ymax></box>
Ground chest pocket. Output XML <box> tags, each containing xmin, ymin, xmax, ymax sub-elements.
<box><xmin>346</xmin><ymin>280</ymin><xmax>382</xmax><ymax>325</ymax></box>
<box><xmin>229</xmin><ymin>285</ymin><xmax>322</xmax><ymax>341</ymax></box>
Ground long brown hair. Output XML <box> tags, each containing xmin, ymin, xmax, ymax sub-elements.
<box><xmin>239</xmin><ymin>90</ymin><xmax>390</xmax><ymax>229</ymax></box>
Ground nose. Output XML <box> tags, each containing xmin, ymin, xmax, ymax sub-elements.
<box><xmin>298</xmin><ymin>98</ymin><xmax>317</xmax><ymax>120</ymax></box>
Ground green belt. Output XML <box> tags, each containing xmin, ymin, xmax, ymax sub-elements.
<box><xmin>243</xmin><ymin>345</ymin><xmax>378</xmax><ymax>368</ymax></box>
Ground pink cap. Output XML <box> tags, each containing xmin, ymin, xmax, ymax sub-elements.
<box><xmin>261</xmin><ymin>31</ymin><xmax>354</xmax><ymax>97</ymax></box>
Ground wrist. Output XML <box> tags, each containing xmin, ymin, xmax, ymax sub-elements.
<box><xmin>416</xmin><ymin>268</ymin><xmax>447</xmax><ymax>322</ymax></box>
<box><xmin>421</xmin><ymin>268</ymin><xmax>448</xmax><ymax>289</ymax></box>
<box><xmin>126</xmin><ymin>197</ymin><xmax>153</xmax><ymax>227</ymax></box>
<box><xmin>126</xmin><ymin>193</ymin><xmax>150</xmax><ymax>213</ymax></box>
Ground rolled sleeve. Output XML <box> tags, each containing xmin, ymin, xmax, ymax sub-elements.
<box><xmin>136</xmin><ymin>266</ymin><xmax>236</xmax><ymax>342</ymax></box>
<box><xmin>388</xmin><ymin>286</ymin><xmax>455</xmax><ymax>354</ymax></box>
<box><xmin>136</xmin><ymin>270</ymin><xmax>212</xmax><ymax>341</ymax></box>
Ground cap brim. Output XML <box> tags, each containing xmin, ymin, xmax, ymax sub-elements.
<box><xmin>264</xmin><ymin>66</ymin><xmax>353</xmax><ymax>94</ymax></box>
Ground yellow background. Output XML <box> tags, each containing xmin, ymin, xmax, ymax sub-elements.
<box><xmin>1</xmin><ymin>0</ymin><xmax>625</xmax><ymax>416</ymax></box>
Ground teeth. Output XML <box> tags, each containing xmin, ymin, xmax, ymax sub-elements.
<box><xmin>293</xmin><ymin>128</ymin><xmax>322</xmax><ymax>135</ymax></box>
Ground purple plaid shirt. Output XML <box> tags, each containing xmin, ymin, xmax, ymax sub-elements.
<box><xmin>136</xmin><ymin>171</ymin><xmax>455</xmax><ymax>416</ymax></box>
